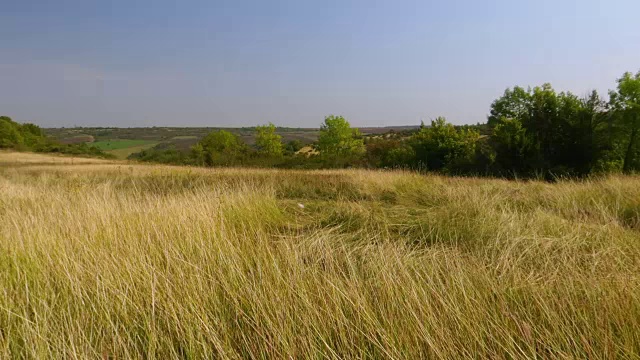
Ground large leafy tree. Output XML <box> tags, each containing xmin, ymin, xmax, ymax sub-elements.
<box><xmin>488</xmin><ymin>86</ymin><xmax>531</xmax><ymax>127</ymax></box>
<box><xmin>525</xmin><ymin>84</ymin><xmax>564</xmax><ymax>170</ymax></box>
<box><xmin>0</xmin><ymin>116</ymin><xmax>24</xmax><ymax>148</ymax></box>
<box><xmin>195</xmin><ymin>130</ymin><xmax>246</xmax><ymax>166</ymax></box>
<box><xmin>255</xmin><ymin>123</ymin><xmax>283</xmax><ymax>157</ymax></box>
<box><xmin>199</xmin><ymin>130</ymin><xmax>244</xmax><ymax>153</ymax></box>
<box><xmin>317</xmin><ymin>115</ymin><xmax>365</xmax><ymax>158</ymax></box>
<box><xmin>20</xmin><ymin>123</ymin><xmax>45</xmax><ymax>148</ymax></box>
<box><xmin>572</xmin><ymin>91</ymin><xmax>608</xmax><ymax>174</ymax></box>
<box><xmin>488</xmin><ymin>84</ymin><xmax>606</xmax><ymax>176</ymax></box>
<box><xmin>490</xmin><ymin>117</ymin><xmax>539</xmax><ymax>174</ymax></box>
<box><xmin>609</xmin><ymin>71</ymin><xmax>640</xmax><ymax>173</ymax></box>
<box><xmin>410</xmin><ymin>117</ymin><xmax>480</xmax><ymax>172</ymax></box>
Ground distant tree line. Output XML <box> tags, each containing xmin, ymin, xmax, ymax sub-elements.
<box><xmin>0</xmin><ymin>116</ymin><xmax>113</xmax><ymax>158</ymax></box>
<box><xmin>128</xmin><ymin>71</ymin><xmax>640</xmax><ymax>178</ymax></box>
<box><xmin>4</xmin><ymin>70</ymin><xmax>640</xmax><ymax>178</ymax></box>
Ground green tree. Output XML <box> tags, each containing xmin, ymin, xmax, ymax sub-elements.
<box><xmin>609</xmin><ymin>71</ymin><xmax>640</xmax><ymax>173</ymax></box>
<box><xmin>199</xmin><ymin>130</ymin><xmax>244</xmax><ymax>153</ymax></box>
<box><xmin>491</xmin><ymin>117</ymin><xmax>539</xmax><ymax>174</ymax></box>
<box><xmin>317</xmin><ymin>115</ymin><xmax>365</xmax><ymax>158</ymax></box>
<box><xmin>0</xmin><ymin>116</ymin><xmax>24</xmax><ymax>148</ymax></box>
<box><xmin>197</xmin><ymin>130</ymin><xmax>246</xmax><ymax>166</ymax></box>
<box><xmin>20</xmin><ymin>123</ymin><xmax>45</xmax><ymax>148</ymax></box>
<box><xmin>488</xmin><ymin>84</ymin><xmax>607</xmax><ymax>176</ymax></box>
<box><xmin>190</xmin><ymin>143</ymin><xmax>206</xmax><ymax>166</ymax></box>
<box><xmin>488</xmin><ymin>86</ymin><xmax>531</xmax><ymax>126</ymax></box>
<box><xmin>255</xmin><ymin>123</ymin><xmax>283</xmax><ymax>157</ymax></box>
<box><xmin>572</xmin><ymin>91</ymin><xmax>608</xmax><ymax>174</ymax></box>
<box><xmin>386</xmin><ymin>144</ymin><xmax>416</xmax><ymax>168</ymax></box>
<box><xmin>410</xmin><ymin>117</ymin><xmax>479</xmax><ymax>172</ymax></box>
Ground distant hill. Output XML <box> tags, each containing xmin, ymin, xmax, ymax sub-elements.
<box><xmin>44</xmin><ymin>126</ymin><xmax>419</xmax><ymax>159</ymax></box>
<box><xmin>45</xmin><ymin>126</ymin><xmax>421</xmax><ymax>145</ymax></box>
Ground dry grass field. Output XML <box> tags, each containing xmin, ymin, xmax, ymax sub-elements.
<box><xmin>1</xmin><ymin>151</ymin><xmax>639</xmax><ymax>359</ymax></box>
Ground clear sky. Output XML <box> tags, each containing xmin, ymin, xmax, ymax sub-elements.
<box><xmin>1</xmin><ymin>0</ymin><xmax>639</xmax><ymax>127</ymax></box>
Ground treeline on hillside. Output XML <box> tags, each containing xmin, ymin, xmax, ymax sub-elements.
<box><xmin>130</xmin><ymin>71</ymin><xmax>640</xmax><ymax>178</ymax></box>
<box><xmin>0</xmin><ymin>116</ymin><xmax>113</xmax><ymax>158</ymax></box>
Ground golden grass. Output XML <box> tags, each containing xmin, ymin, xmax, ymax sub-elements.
<box><xmin>0</xmin><ymin>151</ymin><xmax>117</xmax><ymax>165</ymax></box>
<box><xmin>1</xmin><ymin>152</ymin><xmax>639</xmax><ymax>358</ymax></box>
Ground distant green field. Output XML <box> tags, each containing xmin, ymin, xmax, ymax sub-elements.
<box><xmin>90</xmin><ymin>139</ymin><xmax>159</xmax><ymax>159</ymax></box>
<box><xmin>91</xmin><ymin>139</ymin><xmax>155</xmax><ymax>151</ymax></box>
<box><xmin>107</xmin><ymin>142</ymin><xmax>159</xmax><ymax>159</ymax></box>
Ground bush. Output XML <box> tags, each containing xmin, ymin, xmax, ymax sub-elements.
<box><xmin>0</xmin><ymin>115</ymin><xmax>112</xmax><ymax>158</ymax></box>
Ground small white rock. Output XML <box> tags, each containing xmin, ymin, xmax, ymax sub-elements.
<box><xmin>297</xmin><ymin>203</ymin><xmax>305</xmax><ymax>209</ymax></box>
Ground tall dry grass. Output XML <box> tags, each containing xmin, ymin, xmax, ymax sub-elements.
<box><xmin>1</xmin><ymin>152</ymin><xmax>639</xmax><ymax>359</ymax></box>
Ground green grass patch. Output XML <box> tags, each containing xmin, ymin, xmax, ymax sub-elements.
<box><xmin>107</xmin><ymin>142</ymin><xmax>159</xmax><ymax>159</ymax></box>
<box><xmin>91</xmin><ymin>139</ymin><xmax>156</xmax><ymax>151</ymax></box>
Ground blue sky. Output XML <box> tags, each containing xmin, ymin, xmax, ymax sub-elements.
<box><xmin>1</xmin><ymin>0</ymin><xmax>639</xmax><ymax>127</ymax></box>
